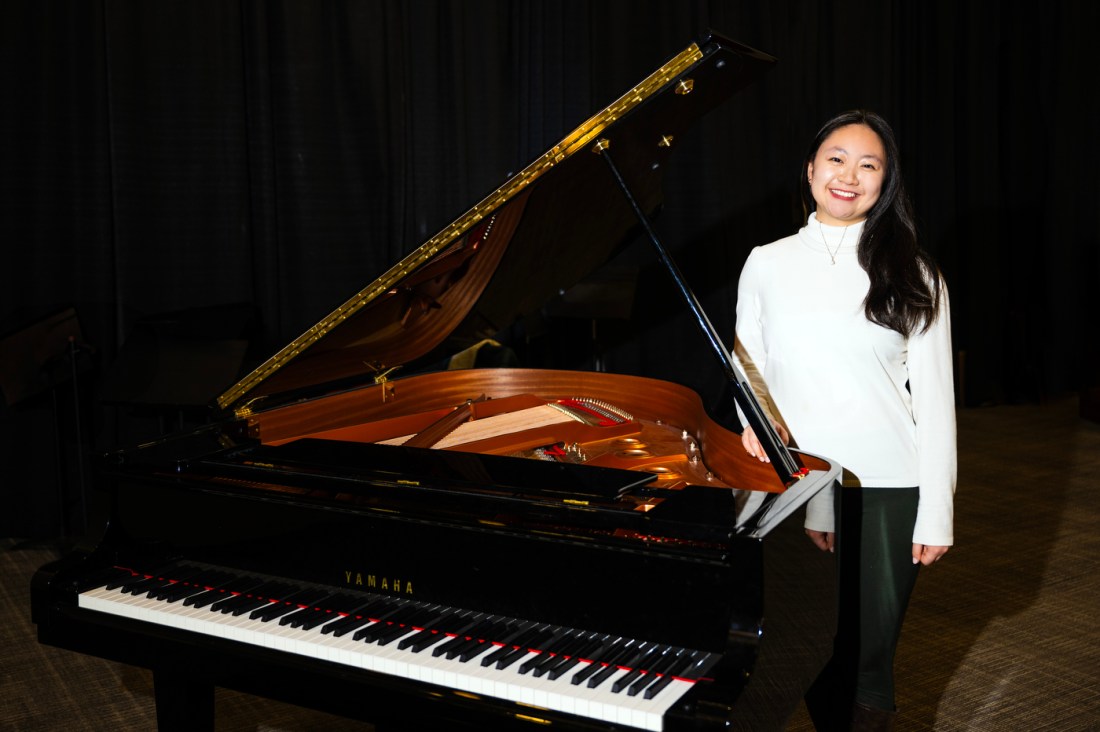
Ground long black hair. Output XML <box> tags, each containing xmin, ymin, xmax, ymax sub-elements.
<box><xmin>801</xmin><ymin>110</ymin><xmax>941</xmax><ymax>337</ymax></box>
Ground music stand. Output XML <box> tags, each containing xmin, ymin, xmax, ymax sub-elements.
<box><xmin>99</xmin><ymin>303</ymin><xmax>254</xmax><ymax>434</ymax></box>
<box><xmin>544</xmin><ymin>265</ymin><xmax>638</xmax><ymax>372</ymax></box>
<box><xmin>0</xmin><ymin>306</ymin><xmax>94</xmax><ymax>538</ymax></box>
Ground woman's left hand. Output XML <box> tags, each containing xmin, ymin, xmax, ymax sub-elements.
<box><xmin>740</xmin><ymin>421</ymin><xmax>790</xmax><ymax>462</ymax></box>
<box><xmin>913</xmin><ymin>544</ymin><xmax>949</xmax><ymax>566</ymax></box>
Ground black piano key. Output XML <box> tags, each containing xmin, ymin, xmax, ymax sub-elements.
<box><xmin>105</xmin><ymin>566</ymin><xmax>151</xmax><ymax>591</ymax></box>
<box><xmin>351</xmin><ymin>620</ymin><xmax>388</xmax><ymax>643</ymax></box>
<box><xmin>528</xmin><ymin>632</ymin><xmax>587</xmax><ymax>676</ymax></box>
<box><xmin>491</xmin><ymin>645</ymin><xmax>530</xmax><ymax>670</ymax></box>
<box><xmin>162</xmin><ymin>570</ymin><xmax>233</xmax><ymax>602</ymax></box>
<box><xmin>497</xmin><ymin>627</ymin><xmax>556</xmax><ymax>671</ymax></box>
<box><xmin>398</xmin><ymin>626</ymin><xmax>439</xmax><ymax>651</ymax></box>
<box><xmin>612</xmin><ymin>644</ymin><xmax>664</xmax><ymax>693</ymax></box>
<box><xmin>336</xmin><ymin>596</ymin><xmax>392</xmax><ymax>620</ymax></box>
<box><xmin>623</xmin><ymin>647</ymin><xmax>680</xmax><ymax>697</ymax></box>
<box><xmin>570</xmin><ymin>638</ymin><xmax>624</xmax><ymax>686</ymax></box>
<box><xmin>374</xmin><ymin>605</ymin><xmax>439</xmax><ymax>646</ymax></box>
<box><xmin>352</xmin><ymin>603</ymin><xmax>407</xmax><ymax>642</ymax></box>
<box><xmin>517</xmin><ymin>628</ymin><xmax>569</xmax><ymax>674</ymax></box>
<box><xmin>448</xmin><ymin>636</ymin><xmax>486</xmax><ymax>662</ymax></box>
<box><xmin>479</xmin><ymin>622</ymin><xmax>537</xmax><ymax>667</ymax></box>
<box><xmin>279</xmin><ymin>593</ymin><xmax>338</xmax><ymax>628</ymax></box>
<box><xmin>587</xmin><ymin>641</ymin><xmax>644</xmax><ymax>689</ymax></box>
<box><xmin>119</xmin><ymin>563</ymin><xmax>178</xmax><ymax>594</ymax></box>
<box><xmin>209</xmin><ymin>578</ymin><xmax>268</xmax><ymax>613</ymax></box>
<box><xmin>447</xmin><ymin>618</ymin><xmax>509</xmax><ymax>661</ymax></box>
<box><xmin>139</xmin><ymin>565</ymin><xmax>204</xmax><ymax>599</ymax></box>
<box><xmin>479</xmin><ymin>637</ymin><xmax>519</xmax><ymax>667</ymax></box>
<box><xmin>274</xmin><ymin>588</ymin><xmax>355</xmax><ymax>629</ymax></box>
<box><xmin>404</xmin><ymin>625</ymin><xmax>456</xmax><ymax>653</ymax></box>
<box><xmin>376</xmin><ymin>623</ymin><xmax>418</xmax><ymax>646</ymax></box>
<box><xmin>120</xmin><ymin>577</ymin><xmax>162</xmax><ymax>595</ymax></box>
<box><xmin>320</xmin><ymin>612</ymin><xmax>372</xmax><ymax>637</ymax></box>
<box><xmin>147</xmin><ymin>566</ymin><xmax>209</xmax><ymax>601</ymax></box>
<box><xmin>185</xmin><ymin>575</ymin><xmax>257</xmax><ymax>609</ymax></box>
<box><xmin>442</xmin><ymin>615</ymin><xmax>496</xmax><ymax>644</ymax></box>
<box><xmin>676</xmin><ymin>653</ymin><xmax>714</xmax><ymax>681</ymax></box>
<box><xmin>154</xmin><ymin>580</ymin><xmax>208</xmax><ymax>603</ymax></box>
<box><xmin>252</xmin><ymin>587</ymin><xmax>327</xmax><ymax>622</ymax></box>
<box><xmin>380</xmin><ymin>604</ymin><xmax>440</xmax><ymax>637</ymax></box>
<box><xmin>181</xmin><ymin>589</ymin><xmax>220</xmax><ymax>608</ymax></box>
<box><xmin>282</xmin><ymin>591</ymin><xmax>351</xmax><ymax>627</ymax></box>
<box><xmin>226</xmin><ymin>581</ymin><xmax>297</xmax><ymax>616</ymax></box>
<box><xmin>103</xmin><ymin>571</ymin><xmax>137</xmax><ymax>592</ymax></box>
<box><xmin>432</xmin><ymin>633</ymin><xmax>470</xmax><ymax>658</ymax></box>
<box><xmin>643</xmin><ymin>653</ymin><xmax>696</xmax><ymax>700</ymax></box>
<box><xmin>612</xmin><ymin>668</ymin><xmax>643</xmax><ymax>693</ymax></box>
<box><xmin>320</xmin><ymin>593</ymin><xmax>367</xmax><ymax>615</ymax></box>
<box><xmin>456</xmin><ymin>619</ymin><xmax>516</xmax><ymax>663</ymax></box>
<box><xmin>227</xmin><ymin>596</ymin><xmax>272</xmax><ymax>616</ymax></box>
<box><xmin>320</xmin><ymin>598</ymin><xmax>390</xmax><ymax>636</ymax></box>
<box><xmin>519</xmin><ymin>648</ymin><xmax>551</xmax><ymax>674</ymax></box>
<box><xmin>80</xmin><ymin>565</ymin><xmax>134</xmax><ymax>593</ymax></box>
<box><xmin>431</xmin><ymin>615</ymin><xmax>495</xmax><ymax>658</ymax></box>
<box><xmin>279</xmin><ymin>585</ymin><xmax>338</xmax><ymax>625</ymax></box>
<box><xmin>546</xmin><ymin>634</ymin><xmax>607</xmax><ymax>680</ymax></box>
<box><xmin>296</xmin><ymin>603</ymin><xmax>349</xmax><ymax>630</ymax></box>
<box><xmin>215</xmin><ymin>578</ymin><xmax>287</xmax><ymax>613</ymax></box>
<box><xmin>398</xmin><ymin>609</ymin><xmax>466</xmax><ymax>651</ymax></box>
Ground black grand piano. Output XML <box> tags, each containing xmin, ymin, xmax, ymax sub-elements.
<box><xmin>32</xmin><ymin>33</ymin><xmax>839</xmax><ymax>732</ymax></box>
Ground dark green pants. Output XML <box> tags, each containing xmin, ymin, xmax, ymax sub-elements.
<box><xmin>806</xmin><ymin>486</ymin><xmax>921</xmax><ymax>725</ymax></box>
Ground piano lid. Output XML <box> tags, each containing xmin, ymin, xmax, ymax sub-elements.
<box><xmin>216</xmin><ymin>33</ymin><xmax>776</xmax><ymax>416</ymax></box>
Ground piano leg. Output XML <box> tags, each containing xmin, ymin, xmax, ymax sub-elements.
<box><xmin>154</xmin><ymin>668</ymin><xmax>214</xmax><ymax>731</ymax></box>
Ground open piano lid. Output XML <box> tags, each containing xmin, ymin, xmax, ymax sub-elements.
<box><xmin>216</xmin><ymin>33</ymin><xmax>776</xmax><ymax>418</ymax></box>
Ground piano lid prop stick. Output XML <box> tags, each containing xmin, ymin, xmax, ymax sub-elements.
<box><xmin>591</xmin><ymin>138</ymin><xmax>801</xmax><ymax>480</ymax></box>
<box><xmin>400</xmin><ymin>394</ymin><xmax>488</xmax><ymax>448</ymax></box>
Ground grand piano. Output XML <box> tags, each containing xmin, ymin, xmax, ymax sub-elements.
<box><xmin>32</xmin><ymin>33</ymin><xmax>839</xmax><ymax>732</ymax></box>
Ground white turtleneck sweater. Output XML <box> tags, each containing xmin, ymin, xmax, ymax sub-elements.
<box><xmin>734</xmin><ymin>213</ymin><xmax>956</xmax><ymax>547</ymax></box>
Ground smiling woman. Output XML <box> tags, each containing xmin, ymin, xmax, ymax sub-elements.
<box><xmin>732</xmin><ymin>109</ymin><xmax>956</xmax><ymax>731</ymax></box>
<box><xmin>806</xmin><ymin>123</ymin><xmax>885</xmax><ymax>227</ymax></box>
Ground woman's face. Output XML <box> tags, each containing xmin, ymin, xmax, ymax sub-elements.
<box><xmin>807</xmin><ymin>123</ymin><xmax>886</xmax><ymax>226</ymax></box>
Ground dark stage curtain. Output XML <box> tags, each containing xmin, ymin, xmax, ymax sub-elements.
<box><xmin>2</xmin><ymin>0</ymin><xmax>1097</xmax><ymax>537</ymax></box>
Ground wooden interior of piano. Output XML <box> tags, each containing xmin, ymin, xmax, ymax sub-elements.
<box><xmin>242</xmin><ymin>367</ymin><xmax>831</xmax><ymax>503</ymax></box>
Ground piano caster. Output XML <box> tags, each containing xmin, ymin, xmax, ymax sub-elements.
<box><xmin>154</xmin><ymin>668</ymin><xmax>214</xmax><ymax>732</ymax></box>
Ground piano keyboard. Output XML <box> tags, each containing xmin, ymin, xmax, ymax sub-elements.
<box><xmin>78</xmin><ymin>564</ymin><xmax>716</xmax><ymax>731</ymax></box>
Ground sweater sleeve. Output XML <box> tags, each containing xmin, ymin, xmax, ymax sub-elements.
<box><xmin>907</xmin><ymin>279</ymin><xmax>957</xmax><ymax>546</ymax></box>
<box><xmin>734</xmin><ymin>248</ymin><xmax>836</xmax><ymax>534</ymax></box>
<box><xmin>734</xmin><ymin>248</ymin><xmax>770</xmax><ymax>411</ymax></box>
<box><xmin>733</xmin><ymin>248</ymin><xmax>779</xmax><ymax>425</ymax></box>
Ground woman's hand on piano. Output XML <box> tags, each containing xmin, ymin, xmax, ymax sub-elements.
<box><xmin>805</xmin><ymin>529</ymin><xmax>835</xmax><ymax>553</ymax></box>
<box><xmin>740</xmin><ymin>422</ymin><xmax>790</xmax><ymax>462</ymax></box>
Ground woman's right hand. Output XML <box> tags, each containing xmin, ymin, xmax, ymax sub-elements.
<box><xmin>740</xmin><ymin>422</ymin><xmax>790</xmax><ymax>462</ymax></box>
<box><xmin>806</xmin><ymin>529</ymin><xmax>835</xmax><ymax>553</ymax></box>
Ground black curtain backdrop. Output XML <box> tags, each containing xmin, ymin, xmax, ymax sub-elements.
<box><xmin>2</xmin><ymin>0</ymin><xmax>1097</xmax><ymax>537</ymax></box>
